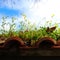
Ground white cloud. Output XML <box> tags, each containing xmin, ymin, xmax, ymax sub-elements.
<box><xmin>0</xmin><ymin>0</ymin><xmax>60</xmax><ymax>28</ymax></box>
<box><xmin>24</xmin><ymin>0</ymin><xmax>60</xmax><ymax>27</ymax></box>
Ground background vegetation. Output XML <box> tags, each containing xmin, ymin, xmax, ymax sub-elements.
<box><xmin>0</xmin><ymin>14</ymin><xmax>60</xmax><ymax>45</ymax></box>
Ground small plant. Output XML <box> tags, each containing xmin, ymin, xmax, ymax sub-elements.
<box><xmin>7</xmin><ymin>17</ymin><xmax>17</xmax><ymax>37</ymax></box>
<box><xmin>0</xmin><ymin>16</ymin><xmax>18</xmax><ymax>38</ymax></box>
<box><xmin>0</xmin><ymin>14</ymin><xmax>60</xmax><ymax>46</ymax></box>
<box><xmin>0</xmin><ymin>17</ymin><xmax>9</xmax><ymax>37</ymax></box>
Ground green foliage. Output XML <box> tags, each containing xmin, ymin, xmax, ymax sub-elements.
<box><xmin>0</xmin><ymin>15</ymin><xmax>60</xmax><ymax>44</ymax></box>
<box><xmin>0</xmin><ymin>17</ymin><xmax>8</xmax><ymax>37</ymax></box>
<box><xmin>7</xmin><ymin>17</ymin><xmax>17</xmax><ymax>37</ymax></box>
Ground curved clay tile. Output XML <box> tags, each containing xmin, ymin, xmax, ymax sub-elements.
<box><xmin>56</xmin><ymin>40</ymin><xmax>60</xmax><ymax>46</ymax></box>
<box><xmin>51</xmin><ymin>46</ymin><xmax>60</xmax><ymax>48</ymax></box>
<box><xmin>35</xmin><ymin>37</ymin><xmax>56</xmax><ymax>48</ymax></box>
<box><xmin>4</xmin><ymin>36</ymin><xmax>26</xmax><ymax>49</ymax></box>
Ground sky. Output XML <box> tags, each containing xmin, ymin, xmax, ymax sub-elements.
<box><xmin>0</xmin><ymin>0</ymin><xmax>60</xmax><ymax>31</ymax></box>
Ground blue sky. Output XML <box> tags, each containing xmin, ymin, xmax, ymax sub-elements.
<box><xmin>0</xmin><ymin>0</ymin><xmax>60</xmax><ymax>31</ymax></box>
<box><xmin>0</xmin><ymin>7</ymin><xmax>20</xmax><ymax>16</ymax></box>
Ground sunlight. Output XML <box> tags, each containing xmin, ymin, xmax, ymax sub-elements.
<box><xmin>0</xmin><ymin>0</ymin><xmax>60</xmax><ymax>29</ymax></box>
<box><xmin>27</xmin><ymin>0</ymin><xmax>60</xmax><ymax>27</ymax></box>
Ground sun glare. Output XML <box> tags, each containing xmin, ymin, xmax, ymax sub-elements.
<box><xmin>28</xmin><ymin>0</ymin><xmax>60</xmax><ymax>27</ymax></box>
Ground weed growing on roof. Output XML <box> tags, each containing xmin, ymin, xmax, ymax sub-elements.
<box><xmin>0</xmin><ymin>14</ymin><xmax>60</xmax><ymax>44</ymax></box>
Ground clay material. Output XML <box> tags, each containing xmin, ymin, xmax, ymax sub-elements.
<box><xmin>3</xmin><ymin>36</ymin><xmax>26</xmax><ymax>49</ymax></box>
<box><xmin>35</xmin><ymin>37</ymin><xmax>56</xmax><ymax>48</ymax></box>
